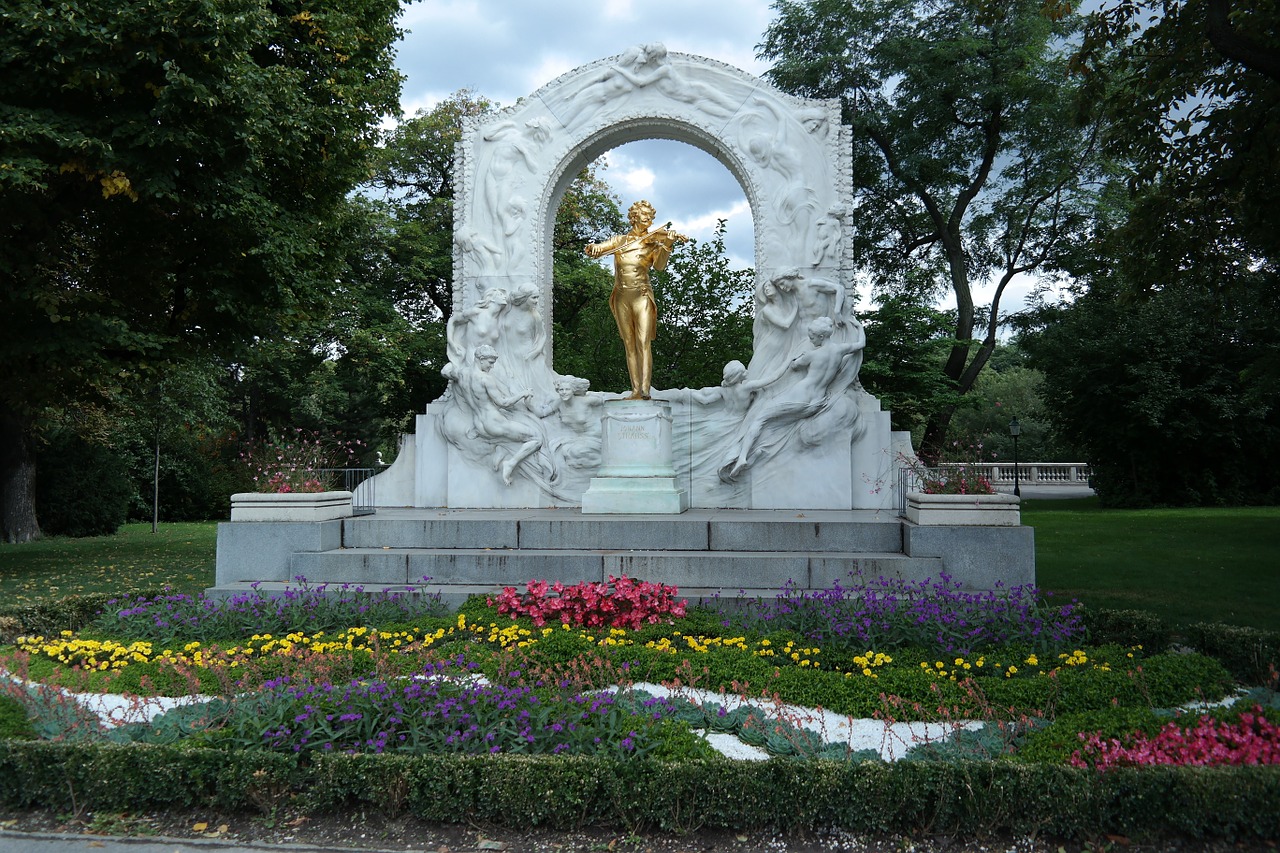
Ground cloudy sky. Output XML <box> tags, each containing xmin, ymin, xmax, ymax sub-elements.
<box><xmin>389</xmin><ymin>0</ymin><xmax>1043</xmax><ymax>317</ymax></box>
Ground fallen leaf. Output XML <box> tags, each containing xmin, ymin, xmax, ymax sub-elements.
<box><xmin>478</xmin><ymin>842</ymin><xmax>509</xmax><ymax>851</ymax></box>
<box><xmin>217</xmin><ymin>824</ymin><xmax>229</xmax><ymax>833</ymax></box>
<box><xmin>192</xmin><ymin>822</ymin><xmax>208</xmax><ymax>832</ymax></box>
<box><xmin>88</xmin><ymin>844</ymin><xmax>104</xmax><ymax>849</ymax></box>
<box><xmin>1107</xmin><ymin>835</ymin><xmax>1131</xmax><ymax>846</ymax></box>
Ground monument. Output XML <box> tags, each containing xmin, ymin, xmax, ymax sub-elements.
<box><xmin>372</xmin><ymin>44</ymin><xmax>903</xmax><ymax>512</ymax></box>
<box><xmin>211</xmin><ymin>45</ymin><xmax>1034</xmax><ymax>605</ymax></box>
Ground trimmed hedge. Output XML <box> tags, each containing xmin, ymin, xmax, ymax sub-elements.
<box><xmin>0</xmin><ymin>742</ymin><xmax>1276</xmax><ymax>840</ymax></box>
<box><xmin>1187</xmin><ymin>621</ymin><xmax>1280</xmax><ymax>686</ymax></box>
<box><xmin>0</xmin><ymin>591</ymin><xmax>170</xmax><ymax>643</ymax></box>
<box><xmin>1081</xmin><ymin>607</ymin><xmax>1173</xmax><ymax>652</ymax></box>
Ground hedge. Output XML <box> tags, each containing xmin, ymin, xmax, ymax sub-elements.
<box><xmin>0</xmin><ymin>741</ymin><xmax>1276</xmax><ymax>841</ymax></box>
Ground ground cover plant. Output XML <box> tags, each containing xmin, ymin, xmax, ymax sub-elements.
<box><xmin>2</xmin><ymin>504</ymin><xmax>1279</xmax><ymax>840</ymax></box>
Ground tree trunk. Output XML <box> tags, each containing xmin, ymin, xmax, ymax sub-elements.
<box><xmin>152</xmin><ymin>426</ymin><xmax>161</xmax><ymax>534</ymax></box>
<box><xmin>0</xmin><ymin>404</ymin><xmax>41</xmax><ymax>544</ymax></box>
<box><xmin>919</xmin><ymin>406</ymin><xmax>958</xmax><ymax>465</ymax></box>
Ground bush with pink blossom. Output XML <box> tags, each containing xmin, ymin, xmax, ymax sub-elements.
<box><xmin>1070</xmin><ymin>705</ymin><xmax>1280</xmax><ymax>769</ymax></box>
<box><xmin>490</xmin><ymin>576</ymin><xmax>687</xmax><ymax>630</ymax></box>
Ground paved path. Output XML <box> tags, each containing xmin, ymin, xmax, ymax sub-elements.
<box><xmin>0</xmin><ymin>831</ymin><xmax>391</xmax><ymax>853</ymax></box>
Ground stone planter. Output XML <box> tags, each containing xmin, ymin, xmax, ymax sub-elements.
<box><xmin>904</xmin><ymin>492</ymin><xmax>1020</xmax><ymax>526</ymax></box>
<box><xmin>229</xmin><ymin>491</ymin><xmax>353</xmax><ymax>522</ymax></box>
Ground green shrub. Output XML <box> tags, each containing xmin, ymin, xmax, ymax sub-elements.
<box><xmin>0</xmin><ymin>591</ymin><xmax>170</xmax><ymax>641</ymax></box>
<box><xmin>0</xmin><ymin>694</ymin><xmax>35</xmax><ymax>740</ymax></box>
<box><xmin>2</xmin><ymin>743</ymin><xmax>1278</xmax><ymax>840</ymax></box>
<box><xmin>1187</xmin><ymin>621</ymin><xmax>1280</xmax><ymax>686</ymax></box>
<box><xmin>35</xmin><ymin>432</ymin><xmax>133</xmax><ymax>537</ymax></box>
<box><xmin>1082</xmin><ymin>607</ymin><xmax>1172</xmax><ymax>652</ymax></box>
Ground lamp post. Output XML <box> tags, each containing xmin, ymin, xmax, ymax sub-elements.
<box><xmin>1009</xmin><ymin>417</ymin><xmax>1021</xmax><ymax>497</ymax></box>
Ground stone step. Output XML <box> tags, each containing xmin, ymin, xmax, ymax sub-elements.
<box><xmin>287</xmin><ymin>547</ymin><xmax>942</xmax><ymax>593</ymax></box>
<box><xmin>204</xmin><ymin>581</ymin><xmax>821</xmax><ymax>611</ymax></box>
<box><xmin>341</xmin><ymin>513</ymin><xmax>904</xmax><ymax>553</ymax></box>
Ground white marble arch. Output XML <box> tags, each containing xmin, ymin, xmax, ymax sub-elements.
<box><xmin>372</xmin><ymin>45</ymin><xmax>908</xmax><ymax>512</ymax></box>
<box><xmin>450</xmin><ymin>44</ymin><xmax>856</xmax><ymax>354</ymax></box>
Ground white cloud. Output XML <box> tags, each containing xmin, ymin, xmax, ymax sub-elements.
<box><xmin>617</xmin><ymin>166</ymin><xmax>656</xmax><ymax>195</ymax></box>
<box><xmin>600</xmin><ymin>0</ymin><xmax>637</xmax><ymax>21</ymax></box>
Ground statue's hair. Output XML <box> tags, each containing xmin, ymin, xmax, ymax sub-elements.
<box><xmin>722</xmin><ymin>360</ymin><xmax>747</xmax><ymax>383</ymax></box>
<box><xmin>628</xmin><ymin>199</ymin><xmax>656</xmax><ymax>222</ymax></box>
<box><xmin>808</xmin><ymin>316</ymin><xmax>835</xmax><ymax>338</ymax></box>
<box><xmin>475</xmin><ymin>344</ymin><xmax>498</xmax><ymax>360</ymax></box>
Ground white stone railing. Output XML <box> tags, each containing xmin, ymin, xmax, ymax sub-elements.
<box><xmin>918</xmin><ymin>462</ymin><xmax>1092</xmax><ymax>487</ymax></box>
<box><xmin>898</xmin><ymin>463</ymin><xmax>1092</xmax><ymax>515</ymax></box>
<box><xmin>983</xmin><ymin>462</ymin><xmax>1092</xmax><ymax>487</ymax></box>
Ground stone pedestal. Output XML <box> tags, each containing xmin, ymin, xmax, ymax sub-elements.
<box><xmin>582</xmin><ymin>400</ymin><xmax>689</xmax><ymax>514</ymax></box>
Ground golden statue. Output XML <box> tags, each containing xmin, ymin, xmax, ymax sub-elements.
<box><xmin>585</xmin><ymin>200</ymin><xmax>687</xmax><ymax>400</ymax></box>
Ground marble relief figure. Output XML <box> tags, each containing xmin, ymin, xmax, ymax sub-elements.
<box><xmin>444</xmin><ymin>345</ymin><xmax>543</xmax><ymax>486</ymax></box>
<box><xmin>720</xmin><ymin>316</ymin><xmax>865</xmax><ymax>483</ymax></box>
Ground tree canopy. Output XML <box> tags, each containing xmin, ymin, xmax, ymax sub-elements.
<box><xmin>0</xmin><ymin>0</ymin><xmax>404</xmax><ymax>541</ymax></box>
<box><xmin>758</xmin><ymin>0</ymin><xmax>1102</xmax><ymax>458</ymax></box>
<box><xmin>1074</xmin><ymin>0</ymin><xmax>1279</xmax><ymax>291</ymax></box>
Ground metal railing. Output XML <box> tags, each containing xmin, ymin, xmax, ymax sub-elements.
<box><xmin>898</xmin><ymin>463</ymin><xmax>1092</xmax><ymax>515</ymax></box>
<box><xmin>317</xmin><ymin>468</ymin><xmax>378</xmax><ymax>516</ymax></box>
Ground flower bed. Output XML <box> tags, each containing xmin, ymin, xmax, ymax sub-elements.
<box><xmin>1</xmin><ymin>574</ymin><xmax>1277</xmax><ymax>841</ymax></box>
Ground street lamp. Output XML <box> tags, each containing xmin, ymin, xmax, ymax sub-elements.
<box><xmin>1008</xmin><ymin>417</ymin><xmax>1022</xmax><ymax>497</ymax></box>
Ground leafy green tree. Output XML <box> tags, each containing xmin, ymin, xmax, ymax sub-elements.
<box><xmin>1020</xmin><ymin>276</ymin><xmax>1280</xmax><ymax>506</ymax></box>
<box><xmin>117</xmin><ymin>358</ymin><xmax>237</xmax><ymax>529</ymax></box>
<box><xmin>651</xmin><ymin>222</ymin><xmax>755</xmax><ymax>392</ymax></box>
<box><xmin>946</xmin><ymin>358</ymin><xmax>1070</xmax><ymax>463</ymax></box>
<box><xmin>857</xmin><ymin>294</ymin><xmax>963</xmax><ymax>438</ymax></box>
<box><xmin>1074</xmin><ymin>0</ymin><xmax>1279</xmax><ymax>292</ymax></box>
<box><xmin>758</xmin><ymin>0</ymin><xmax>1102</xmax><ymax>460</ymax></box>
<box><xmin>365</xmin><ymin>91</ymin><xmax>494</xmax><ymax>323</ymax></box>
<box><xmin>0</xmin><ymin>0</ymin><xmax>404</xmax><ymax>541</ymax></box>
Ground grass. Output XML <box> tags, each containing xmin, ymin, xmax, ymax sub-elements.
<box><xmin>1</xmin><ymin>502</ymin><xmax>1277</xmax><ymax>632</ymax></box>
<box><xmin>0</xmin><ymin>522</ymin><xmax>215</xmax><ymax>605</ymax></box>
<box><xmin>1023</xmin><ymin>497</ymin><xmax>1280</xmax><ymax>633</ymax></box>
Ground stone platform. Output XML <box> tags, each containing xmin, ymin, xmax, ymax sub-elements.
<box><xmin>210</xmin><ymin>507</ymin><xmax>1034</xmax><ymax>608</ymax></box>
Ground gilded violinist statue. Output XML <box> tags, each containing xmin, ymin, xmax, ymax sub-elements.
<box><xmin>585</xmin><ymin>200</ymin><xmax>688</xmax><ymax>400</ymax></box>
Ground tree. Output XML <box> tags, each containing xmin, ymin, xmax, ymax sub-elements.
<box><xmin>1074</xmin><ymin>0</ymin><xmax>1280</xmax><ymax>291</ymax></box>
<box><xmin>857</xmin><ymin>293</ymin><xmax>964</xmax><ymax>438</ymax></box>
<box><xmin>758</xmin><ymin>0</ymin><xmax>1102</xmax><ymax>460</ymax></box>
<box><xmin>0</xmin><ymin>0</ymin><xmax>404</xmax><ymax>541</ymax></box>
<box><xmin>1020</xmin><ymin>275</ymin><xmax>1280</xmax><ymax>506</ymax></box>
<box><xmin>365</xmin><ymin>91</ymin><xmax>494</xmax><ymax>323</ymax></box>
<box><xmin>650</xmin><ymin>222</ymin><xmax>755</xmax><ymax>392</ymax></box>
<box><xmin>118</xmin><ymin>358</ymin><xmax>235</xmax><ymax>531</ymax></box>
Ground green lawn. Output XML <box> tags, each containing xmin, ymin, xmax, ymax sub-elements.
<box><xmin>1024</xmin><ymin>498</ymin><xmax>1280</xmax><ymax>633</ymax></box>
<box><xmin>0</xmin><ymin>522</ymin><xmax>216</xmax><ymax>604</ymax></box>
<box><xmin>2</xmin><ymin>503</ymin><xmax>1278</xmax><ymax>632</ymax></box>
